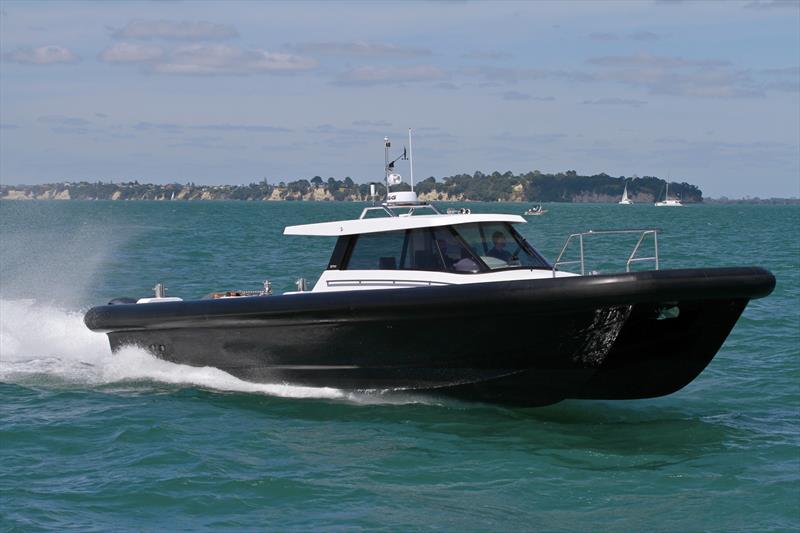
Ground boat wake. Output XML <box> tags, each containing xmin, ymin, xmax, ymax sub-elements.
<box><xmin>0</xmin><ymin>299</ymin><xmax>432</xmax><ymax>405</ymax></box>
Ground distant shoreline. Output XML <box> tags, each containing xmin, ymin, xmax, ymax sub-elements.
<box><xmin>1</xmin><ymin>173</ymin><xmax>704</xmax><ymax>203</ymax></box>
<box><xmin>702</xmin><ymin>197</ymin><xmax>800</xmax><ymax>205</ymax></box>
<box><xmin>1</xmin><ymin>178</ymin><xmax>796</xmax><ymax>204</ymax></box>
<box><xmin>2</xmin><ymin>194</ymin><xmax>797</xmax><ymax>205</ymax></box>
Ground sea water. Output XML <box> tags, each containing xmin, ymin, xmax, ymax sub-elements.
<box><xmin>1</xmin><ymin>200</ymin><xmax>798</xmax><ymax>531</ymax></box>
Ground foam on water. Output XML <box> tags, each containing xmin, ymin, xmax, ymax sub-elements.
<box><xmin>0</xmin><ymin>299</ymin><xmax>444</xmax><ymax>405</ymax></box>
<box><xmin>0</xmin><ymin>299</ymin><xmax>350</xmax><ymax>400</ymax></box>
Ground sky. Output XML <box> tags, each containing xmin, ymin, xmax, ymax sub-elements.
<box><xmin>1</xmin><ymin>0</ymin><xmax>798</xmax><ymax>198</ymax></box>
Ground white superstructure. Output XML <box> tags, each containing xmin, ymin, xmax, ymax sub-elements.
<box><xmin>278</xmin><ymin>134</ymin><xmax>658</xmax><ymax>295</ymax></box>
<box><xmin>286</xmin><ymin>206</ymin><xmax>574</xmax><ymax>292</ymax></box>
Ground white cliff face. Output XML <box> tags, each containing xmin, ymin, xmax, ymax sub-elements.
<box><xmin>310</xmin><ymin>187</ymin><xmax>329</xmax><ymax>201</ymax></box>
<box><xmin>0</xmin><ymin>185</ymin><xmax>460</xmax><ymax>202</ymax></box>
<box><xmin>417</xmin><ymin>191</ymin><xmax>459</xmax><ymax>202</ymax></box>
<box><xmin>3</xmin><ymin>190</ymin><xmax>33</xmax><ymax>200</ymax></box>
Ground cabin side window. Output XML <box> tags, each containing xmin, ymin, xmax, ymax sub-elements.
<box><xmin>346</xmin><ymin>230</ymin><xmax>406</xmax><ymax>270</ymax></box>
<box><xmin>402</xmin><ymin>228</ymin><xmax>445</xmax><ymax>271</ymax></box>
<box><xmin>343</xmin><ymin>227</ymin><xmax>482</xmax><ymax>273</ymax></box>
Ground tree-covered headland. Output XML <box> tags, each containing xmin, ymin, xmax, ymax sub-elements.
<box><xmin>1</xmin><ymin>170</ymin><xmax>702</xmax><ymax>203</ymax></box>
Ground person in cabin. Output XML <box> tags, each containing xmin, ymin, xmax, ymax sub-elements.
<box><xmin>487</xmin><ymin>231</ymin><xmax>512</xmax><ymax>262</ymax></box>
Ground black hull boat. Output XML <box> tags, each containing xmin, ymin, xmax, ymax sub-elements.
<box><xmin>84</xmin><ymin>267</ymin><xmax>775</xmax><ymax>406</ymax></box>
<box><xmin>84</xmin><ymin>136</ymin><xmax>776</xmax><ymax>406</ymax></box>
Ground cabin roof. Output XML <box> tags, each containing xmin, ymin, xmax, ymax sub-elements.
<box><xmin>284</xmin><ymin>213</ymin><xmax>527</xmax><ymax>237</ymax></box>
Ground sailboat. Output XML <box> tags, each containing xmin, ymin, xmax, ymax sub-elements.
<box><xmin>655</xmin><ymin>182</ymin><xmax>683</xmax><ymax>207</ymax></box>
<box><xmin>619</xmin><ymin>181</ymin><xmax>633</xmax><ymax>205</ymax></box>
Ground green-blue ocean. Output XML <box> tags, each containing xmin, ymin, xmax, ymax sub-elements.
<box><xmin>1</xmin><ymin>200</ymin><xmax>798</xmax><ymax>531</ymax></box>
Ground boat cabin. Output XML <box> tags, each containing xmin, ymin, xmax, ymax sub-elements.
<box><xmin>284</xmin><ymin>203</ymin><xmax>563</xmax><ymax>292</ymax></box>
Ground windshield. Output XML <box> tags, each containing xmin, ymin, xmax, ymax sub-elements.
<box><xmin>341</xmin><ymin>222</ymin><xmax>549</xmax><ymax>273</ymax></box>
<box><xmin>453</xmin><ymin>222</ymin><xmax>550</xmax><ymax>271</ymax></box>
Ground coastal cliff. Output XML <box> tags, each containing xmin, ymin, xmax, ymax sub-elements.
<box><xmin>0</xmin><ymin>171</ymin><xmax>704</xmax><ymax>203</ymax></box>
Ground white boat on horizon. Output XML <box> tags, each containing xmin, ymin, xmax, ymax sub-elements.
<box><xmin>523</xmin><ymin>204</ymin><xmax>548</xmax><ymax>216</ymax></box>
<box><xmin>655</xmin><ymin>182</ymin><xmax>684</xmax><ymax>207</ymax></box>
<box><xmin>619</xmin><ymin>181</ymin><xmax>633</xmax><ymax>205</ymax></box>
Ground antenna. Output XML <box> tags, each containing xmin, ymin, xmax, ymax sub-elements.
<box><xmin>384</xmin><ymin>135</ymin><xmax>408</xmax><ymax>193</ymax></box>
<box><xmin>376</xmin><ymin>133</ymin><xmax>424</xmax><ymax>208</ymax></box>
<box><xmin>408</xmin><ymin>128</ymin><xmax>414</xmax><ymax>192</ymax></box>
<box><xmin>384</xmin><ymin>136</ymin><xmax>391</xmax><ymax>191</ymax></box>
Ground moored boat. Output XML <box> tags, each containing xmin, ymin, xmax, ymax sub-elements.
<box><xmin>655</xmin><ymin>182</ymin><xmax>684</xmax><ymax>207</ymax></box>
<box><xmin>523</xmin><ymin>204</ymin><xmax>548</xmax><ymax>216</ymax></box>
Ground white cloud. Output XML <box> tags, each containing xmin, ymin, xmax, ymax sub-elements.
<box><xmin>582</xmin><ymin>97</ymin><xmax>647</xmax><ymax>107</ymax></box>
<box><xmin>286</xmin><ymin>41</ymin><xmax>430</xmax><ymax>57</ymax></box>
<box><xmin>461</xmin><ymin>65</ymin><xmax>590</xmax><ymax>83</ymax></box>
<box><xmin>589</xmin><ymin>32</ymin><xmax>618</xmax><ymax>41</ymax></box>
<box><xmin>589</xmin><ymin>32</ymin><xmax>662</xmax><ymax>42</ymax></box>
<box><xmin>100</xmin><ymin>43</ymin><xmax>165</xmax><ymax>63</ymax></box>
<box><xmin>306</xmin><ymin>124</ymin><xmax>386</xmax><ymax>135</ymax></box>
<box><xmin>131</xmin><ymin>121</ymin><xmax>292</xmax><ymax>133</ymax></box>
<box><xmin>461</xmin><ymin>50</ymin><xmax>513</xmax><ymax>60</ymax></box>
<box><xmin>598</xmin><ymin>67</ymin><xmax>761</xmax><ymax>97</ymax></box>
<box><xmin>191</xmin><ymin>123</ymin><xmax>291</xmax><ymax>133</ymax></box>
<box><xmin>36</xmin><ymin>115</ymin><xmax>92</xmax><ymax>135</ymax></box>
<box><xmin>585</xmin><ymin>53</ymin><xmax>765</xmax><ymax>97</ymax></box>
<box><xmin>760</xmin><ymin>66</ymin><xmax>800</xmax><ymax>92</ymax></box>
<box><xmin>436</xmin><ymin>81</ymin><xmax>459</xmax><ymax>90</ymax></box>
<box><xmin>37</xmin><ymin>115</ymin><xmax>91</xmax><ymax>126</ymax></box>
<box><xmin>588</xmin><ymin>53</ymin><xmax>729</xmax><ymax>68</ymax></box>
<box><xmin>743</xmin><ymin>0</ymin><xmax>800</xmax><ymax>10</ymax></box>
<box><xmin>490</xmin><ymin>132</ymin><xmax>567</xmax><ymax>144</ymax></box>
<box><xmin>352</xmin><ymin>120</ymin><xmax>392</xmax><ymax>127</ymax></box>
<box><xmin>4</xmin><ymin>45</ymin><xmax>78</xmax><ymax>65</ymax></box>
<box><xmin>502</xmin><ymin>91</ymin><xmax>531</xmax><ymax>100</ymax></box>
<box><xmin>501</xmin><ymin>92</ymin><xmax>555</xmax><ymax>101</ymax></box>
<box><xmin>629</xmin><ymin>31</ymin><xmax>661</xmax><ymax>41</ymax></box>
<box><xmin>336</xmin><ymin>65</ymin><xmax>448</xmax><ymax>85</ymax></box>
<box><xmin>113</xmin><ymin>19</ymin><xmax>238</xmax><ymax>40</ymax></box>
<box><xmin>152</xmin><ymin>45</ymin><xmax>317</xmax><ymax>75</ymax></box>
<box><xmin>133</xmin><ymin>121</ymin><xmax>182</xmax><ymax>132</ymax></box>
<box><xmin>761</xmin><ymin>66</ymin><xmax>800</xmax><ymax>76</ymax></box>
<box><xmin>463</xmin><ymin>55</ymin><xmax>765</xmax><ymax>99</ymax></box>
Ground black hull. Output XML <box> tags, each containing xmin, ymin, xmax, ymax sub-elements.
<box><xmin>85</xmin><ymin>267</ymin><xmax>775</xmax><ymax>406</ymax></box>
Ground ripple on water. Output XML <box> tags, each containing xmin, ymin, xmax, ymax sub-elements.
<box><xmin>1</xmin><ymin>202</ymin><xmax>798</xmax><ymax>531</ymax></box>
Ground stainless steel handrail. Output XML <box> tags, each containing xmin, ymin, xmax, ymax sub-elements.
<box><xmin>359</xmin><ymin>203</ymin><xmax>441</xmax><ymax>219</ymax></box>
<box><xmin>552</xmin><ymin>229</ymin><xmax>659</xmax><ymax>277</ymax></box>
